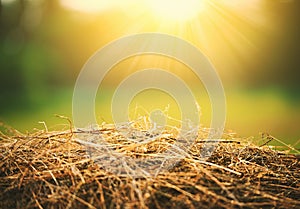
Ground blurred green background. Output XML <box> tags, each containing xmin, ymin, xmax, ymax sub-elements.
<box><xmin>0</xmin><ymin>0</ymin><xmax>299</xmax><ymax>149</ymax></box>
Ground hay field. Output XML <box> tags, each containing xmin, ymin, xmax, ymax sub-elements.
<box><xmin>0</xmin><ymin>122</ymin><xmax>299</xmax><ymax>209</ymax></box>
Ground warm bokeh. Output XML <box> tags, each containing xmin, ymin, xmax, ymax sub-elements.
<box><xmin>0</xmin><ymin>0</ymin><xmax>299</xmax><ymax>148</ymax></box>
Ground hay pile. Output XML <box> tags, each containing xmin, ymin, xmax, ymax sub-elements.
<box><xmin>0</xmin><ymin>124</ymin><xmax>299</xmax><ymax>209</ymax></box>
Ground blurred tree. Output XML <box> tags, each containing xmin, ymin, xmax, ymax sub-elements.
<box><xmin>245</xmin><ymin>0</ymin><xmax>300</xmax><ymax>98</ymax></box>
<box><xmin>0</xmin><ymin>0</ymin><xmax>68</xmax><ymax>112</ymax></box>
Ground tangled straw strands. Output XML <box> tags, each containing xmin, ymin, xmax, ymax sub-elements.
<box><xmin>0</xmin><ymin>123</ymin><xmax>299</xmax><ymax>209</ymax></box>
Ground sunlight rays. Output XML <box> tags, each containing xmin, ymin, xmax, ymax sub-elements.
<box><xmin>59</xmin><ymin>0</ymin><xmax>267</xmax><ymax>83</ymax></box>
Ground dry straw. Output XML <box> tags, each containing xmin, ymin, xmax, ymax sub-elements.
<box><xmin>0</xmin><ymin>119</ymin><xmax>299</xmax><ymax>209</ymax></box>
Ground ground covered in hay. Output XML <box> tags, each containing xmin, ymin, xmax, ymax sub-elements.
<box><xmin>0</xmin><ymin>124</ymin><xmax>299</xmax><ymax>209</ymax></box>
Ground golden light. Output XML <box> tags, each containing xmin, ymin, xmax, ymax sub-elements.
<box><xmin>60</xmin><ymin>0</ymin><xmax>117</xmax><ymax>13</ymax></box>
<box><xmin>146</xmin><ymin>0</ymin><xmax>204</xmax><ymax>21</ymax></box>
<box><xmin>60</xmin><ymin>0</ymin><xmax>205</xmax><ymax>22</ymax></box>
<box><xmin>59</xmin><ymin>0</ymin><xmax>265</xmax><ymax>83</ymax></box>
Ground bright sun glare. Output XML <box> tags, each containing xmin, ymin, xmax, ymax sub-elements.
<box><xmin>146</xmin><ymin>0</ymin><xmax>204</xmax><ymax>21</ymax></box>
<box><xmin>60</xmin><ymin>0</ymin><xmax>204</xmax><ymax>22</ymax></box>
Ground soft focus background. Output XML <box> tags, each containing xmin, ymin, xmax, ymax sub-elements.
<box><xmin>0</xmin><ymin>0</ymin><xmax>299</xmax><ymax>148</ymax></box>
